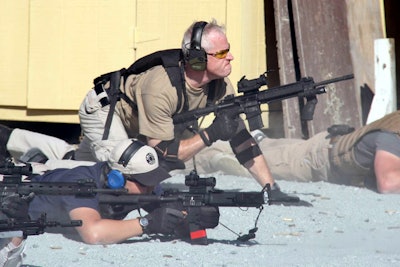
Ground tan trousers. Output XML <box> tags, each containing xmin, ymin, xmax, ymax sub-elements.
<box><xmin>187</xmin><ymin>132</ymin><xmax>332</xmax><ymax>183</ymax></box>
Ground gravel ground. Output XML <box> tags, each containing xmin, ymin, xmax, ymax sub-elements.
<box><xmin>22</xmin><ymin>172</ymin><xmax>400</xmax><ymax>267</ymax></box>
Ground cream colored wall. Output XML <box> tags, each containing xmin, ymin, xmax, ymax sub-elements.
<box><xmin>0</xmin><ymin>1</ymin><xmax>29</xmax><ymax>107</ymax></box>
<box><xmin>0</xmin><ymin>0</ymin><xmax>266</xmax><ymax>124</ymax></box>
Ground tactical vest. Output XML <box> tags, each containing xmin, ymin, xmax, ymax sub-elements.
<box><xmin>330</xmin><ymin>111</ymin><xmax>400</xmax><ymax>186</ymax></box>
<box><xmin>93</xmin><ymin>49</ymin><xmax>184</xmax><ymax>139</ymax></box>
<box><xmin>94</xmin><ymin>49</ymin><xmax>218</xmax><ymax>140</ymax></box>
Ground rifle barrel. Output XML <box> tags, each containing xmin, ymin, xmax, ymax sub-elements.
<box><xmin>314</xmin><ymin>74</ymin><xmax>354</xmax><ymax>87</ymax></box>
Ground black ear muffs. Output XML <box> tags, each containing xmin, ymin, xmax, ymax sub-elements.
<box><xmin>187</xmin><ymin>21</ymin><xmax>208</xmax><ymax>71</ymax></box>
<box><xmin>106</xmin><ymin>170</ymin><xmax>126</xmax><ymax>189</ymax></box>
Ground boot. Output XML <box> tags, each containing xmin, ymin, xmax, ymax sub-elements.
<box><xmin>268</xmin><ymin>183</ymin><xmax>300</xmax><ymax>204</ymax></box>
<box><xmin>19</xmin><ymin>148</ymin><xmax>49</xmax><ymax>163</ymax></box>
<box><xmin>0</xmin><ymin>124</ymin><xmax>12</xmax><ymax>161</ymax></box>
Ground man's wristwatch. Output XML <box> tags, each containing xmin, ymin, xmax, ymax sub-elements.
<box><xmin>138</xmin><ymin>217</ymin><xmax>149</xmax><ymax>233</ymax></box>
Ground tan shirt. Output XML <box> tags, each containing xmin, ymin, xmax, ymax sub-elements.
<box><xmin>117</xmin><ymin>65</ymin><xmax>234</xmax><ymax>140</ymax></box>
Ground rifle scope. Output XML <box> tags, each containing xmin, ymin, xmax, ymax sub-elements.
<box><xmin>237</xmin><ymin>73</ymin><xmax>267</xmax><ymax>94</ymax></box>
<box><xmin>184</xmin><ymin>170</ymin><xmax>216</xmax><ymax>187</ymax></box>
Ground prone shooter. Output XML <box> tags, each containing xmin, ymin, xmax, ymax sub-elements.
<box><xmin>0</xmin><ymin>140</ymin><xmax>269</xmax><ymax>245</ymax></box>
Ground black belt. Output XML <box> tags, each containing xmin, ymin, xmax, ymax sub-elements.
<box><xmin>94</xmin><ymin>82</ymin><xmax>110</xmax><ymax>107</ymax></box>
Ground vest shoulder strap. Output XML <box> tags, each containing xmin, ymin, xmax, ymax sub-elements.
<box><xmin>94</xmin><ymin>49</ymin><xmax>187</xmax><ymax>140</ymax></box>
<box><xmin>124</xmin><ymin>49</ymin><xmax>183</xmax><ymax>75</ymax></box>
<box><xmin>124</xmin><ymin>49</ymin><xmax>187</xmax><ymax>113</ymax></box>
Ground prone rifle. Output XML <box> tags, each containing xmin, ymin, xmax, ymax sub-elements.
<box><xmin>173</xmin><ymin>73</ymin><xmax>354</xmax><ymax>131</ymax></box>
<box><xmin>99</xmin><ymin>170</ymin><xmax>268</xmax><ymax>245</ymax></box>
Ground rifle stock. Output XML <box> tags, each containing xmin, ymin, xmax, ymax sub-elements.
<box><xmin>173</xmin><ymin>73</ymin><xmax>354</xmax><ymax>131</ymax></box>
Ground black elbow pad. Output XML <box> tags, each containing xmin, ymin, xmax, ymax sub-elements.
<box><xmin>230</xmin><ymin>129</ymin><xmax>262</xmax><ymax>165</ymax></box>
<box><xmin>154</xmin><ymin>140</ymin><xmax>185</xmax><ymax>171</ymax></box>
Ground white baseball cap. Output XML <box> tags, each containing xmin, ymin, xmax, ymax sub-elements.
<box><xmin>108</xmin><ymin>139</ymin><xmax>170</xmax><ymax>186</ymax></box>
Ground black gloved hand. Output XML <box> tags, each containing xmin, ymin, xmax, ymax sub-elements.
<box><xmin>159</xmin><ymin>200</ymin><xmax>220</xmax><ymax>228</ymax></box>
<box><xmin>203</xmin><ymin>110</ymin><xmax>239</xmax><ymax>145</ymax></box>
<box><xmin>0</xmin><ymin>193</ymin><xmax>34</xmax><ymax>220</ymax></box>
<box><xmin>145</xmin><ymin>206</ymin><xmax>185</xmax><ymax>235</ymax></box>
<box><xmin>267</xmin><ymin>183</ymin><xmax>300</xmax><ymax>204</ymax></box>
<box><xmin>173</xmin><ymin>206</ymin><xmax>220</xmax><ymax>238</ymax></box>
<box><xmin>190</xmin><ymin>206</ymin><xmax>220</xmax><ymax>228</ymax></box>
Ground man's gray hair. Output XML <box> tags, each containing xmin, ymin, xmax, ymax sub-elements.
<box><xmin>181</xmin><ymin>19</ymin><xmax>226</xmax><ymax>58</ymax></box>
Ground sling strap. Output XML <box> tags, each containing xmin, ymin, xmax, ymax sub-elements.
<box><xmin>101</xmin><ymin>70</ymin><xmax>122</xmax><ymax>140</ymax></box>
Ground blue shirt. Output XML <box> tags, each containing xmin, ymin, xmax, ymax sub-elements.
<box><xmin>28</xmin><ymin>162</ymin><xmax>107</xmax><ymax>222</ymax></box>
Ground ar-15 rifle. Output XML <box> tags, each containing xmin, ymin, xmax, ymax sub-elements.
<box><xmin>0</xmin><ymin>213</ymin><xmax>82</xmax><ymax>239</ymax></box>
<box><xmin>99</xmin><ymin>170</ymin><xmax>268</xmax><ymax>245</ymax></box>
<box><xmin>173</xmin><ymin>73</ymin><xmax>354</xmax><ymax>131</ymax></box>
